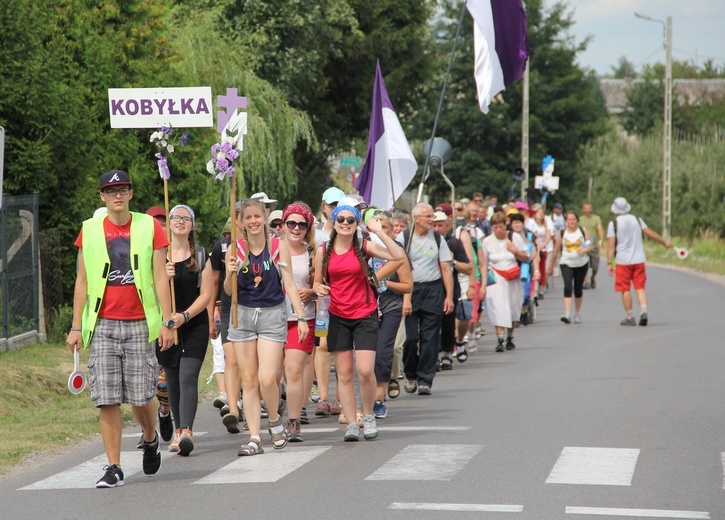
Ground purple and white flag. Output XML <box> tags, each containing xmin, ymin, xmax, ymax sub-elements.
<box><xmin>467</xmin><ymin>0</ymin><xmax>529</xmax><ymax>114</ymax></box>
<box><xmin>354</xmin><ymin>61</ymin><xmax>417</xmax><ymax>210</ymax></box>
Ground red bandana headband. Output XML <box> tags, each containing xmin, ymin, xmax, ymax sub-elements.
<box><xmin>282</xmin><ymin>203</ymin><xmax>314</xmax><ymax>228</ymax></box>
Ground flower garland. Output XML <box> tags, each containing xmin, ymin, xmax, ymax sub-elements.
<box><xmin>150</xmin><ymin>125</ymin><xmax>189</xmax><ymax>180</ymax></box>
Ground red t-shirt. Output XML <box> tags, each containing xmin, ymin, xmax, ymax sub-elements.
<box><xmin>75</xmin><ymin>216</ymin><xmax>168</xmax><ymax>319</ymax></box>
<box><xmin>327</xmin><ymin>241</ymin><xmax>377</xmax><ymax>319</ymax></box>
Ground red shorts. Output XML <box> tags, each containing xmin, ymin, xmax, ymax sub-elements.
<box><xmin>615</xmin><ymin>263</ymin><xmax>647</xmax><ymax>292</ymax></box>
<box><xmin>285</xmin><ymin>321</ymin><xmax>314</xmax><ymax>354</ymax></box>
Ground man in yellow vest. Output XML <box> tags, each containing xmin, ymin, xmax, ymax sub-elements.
<box><xmin>66</xmin><ymin>170</ymin><xmax>174</xmax><ymax>488</ymax></box>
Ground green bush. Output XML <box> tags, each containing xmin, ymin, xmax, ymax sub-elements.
<box><xmin>48</xmin><ymin>305</ymin><xmax>74</xmax><ymax>343</ymax></box>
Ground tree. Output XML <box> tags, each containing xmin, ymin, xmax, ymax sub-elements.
<box><xmin>410</xmin><ymin>0</ymin><xmax>608</xmax><ymax>207</ymax></box>
<box><xmin>611</xmin><ymin>56</ymin><xmax>637</xmax><ymax>79</ymax></box>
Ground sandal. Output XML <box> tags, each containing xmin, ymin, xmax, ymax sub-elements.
<box><xmin>237</xmin><ymin>437</ymin><xmax>264</xmax><ymax>456</ymax></box>
<box><xmin>387</xmin><ymin>380</ymin><xmax>400</xmax><ymax>399</ymax></box>
<box><xmin>268</xmin><ymin>416</ymin><xmax>288</xmax><ymax>450</ymax></box>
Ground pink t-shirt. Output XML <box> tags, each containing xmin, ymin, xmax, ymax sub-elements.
<box><xmin>326</xmin><ymin>242</ymin><xmax>377</xmax><ymax>320</ymax></box>
<box><xmin>75</xmin><ymin>216</ymin><xmax>168</xmax><ymax>319</ymax></box>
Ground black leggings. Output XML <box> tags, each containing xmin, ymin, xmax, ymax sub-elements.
<box><xmin>561</xmin><ymin>263</ymin><xmax>589</xmax><ymax>298</ymax></box>
<box><xmin>164</xmin><ymin>357</ymin><xmax>204</xmax><ymax>431</ymax></box>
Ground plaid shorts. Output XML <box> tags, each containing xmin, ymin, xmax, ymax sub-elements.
<box><xmin>88</xmin><ymin>318</ymin><xmax>158</xmax><ymax>407</ymax></box>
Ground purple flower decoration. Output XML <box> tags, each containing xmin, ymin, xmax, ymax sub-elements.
<box><xmin>227</xmin><ymin>149</ymin><xmax>239</xmax><ymax>161</ymax></box>
<box><xmin>216</xmin><ymin>158</ymin><xmax>230</xmax><ymax>172</ymax></box>
<box><xmin>220</xmin><ymin>142</ymin><xmax>233</xmax><ymax>153</ymax></box>
<box><xmin>180</xmin><ymin>133</ymin><xmax>189</xmax><ymax>147</ymax></box>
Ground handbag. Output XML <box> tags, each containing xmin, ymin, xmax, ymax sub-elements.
<box><xmin>486</xmin><ymin>267</ymin><xmax>497</xmax><ymax>286</ymax></box>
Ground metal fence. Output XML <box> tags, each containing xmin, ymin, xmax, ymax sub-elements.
<box><xmin>0</xmin><ymin>194</ymin><xmax>39</xmax><ymax>341</ymax></box>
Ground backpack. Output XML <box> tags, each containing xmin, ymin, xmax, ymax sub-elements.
<box><xmin>194</xmin><ymin>246</ymin><xmax>208</xmax><ymax>288</ymax></box>
<box><xmin>236</xmin><ymin>236</ymin><xmax>281</xmax><ymax>278</ymax></box>
<box><xmin>508</xmin><ymin>229</ymin><xmax>533</xmax><ymax>267</ymax></box>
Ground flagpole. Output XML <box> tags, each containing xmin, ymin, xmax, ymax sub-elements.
<box><xmin>388</xmin><ymin>159</ymin><xmax>396</xmax><ymax>210</ymax></box>
<box><xmin>416</xmin><ymin>0</ymin><xmax>469</xmax><ymax>204</ymax></box>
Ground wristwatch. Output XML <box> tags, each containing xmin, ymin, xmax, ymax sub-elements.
<box><xmin>164</xmin><ymin>318</ymin><xmax>175</xmax><ymax>329</ymax></box>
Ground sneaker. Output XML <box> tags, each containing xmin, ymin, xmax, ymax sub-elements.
<box><xmin>495</xmin><ymin>339</ymin><xmax>505</xmax><ymax>352</ymax></box>
<box><xmin>142</xmin><ymin>430</ymin><xmax>162</xmax><ymax>476</ymax></box>
<box><xmin>404</xmin><ymin>379</ymin><xmax>417</xmax><ymax>394</ymax></box>
<box><xmin>590</xmin><ymin>278</ymin><xmax>596</xmax><ymax>289</ymax></box>
<box><xmin>223</xmin><ymin>412</ymin><xmax>241</xmax><ymax>434</ymax></box>
<box><xmin>620</xmin><ymin>316</ymin><xmax>636</xmax><ymax>326</ymax></box>
<box><xmin>561</xmin><ymin>315</ymin><xmax>571</xmax><ymax>324</ymax></box>
<box><xmin>168</xmin><ymin>429</ymin><xmax>181</xmax><ymax>452</ymax></box>
<box><xmin>638</xmin><ymin>312</ymin><xmax>648</xmax><ymax>326</ymax></box>
<box><xmin>505</xmin><ymin>338</ymin><xmax>516</xmax><ymax>350</ymax></box>
<box><xmin>344</xmin><ymin>423</ymin><xmax>359</xmax><ymax>442</ymax></box>
<box><xmin>309</xmin><ymin>380</ymin><xmax>320</xmax><ymax>403</ymax></box>
<box><xmin>287</xmin><ymin>419</ymin><xmax>303</xmax><ymax>442</ymax></box>
<box><xmin>158</xmin><ymin>409</ymin><xmax>173</xmax><ymax>442</ymax></box>
<box><xmin>417</xmin><ymin>384</ymin><xmax>432</xmax><ymax>396</ymax></box>
<box><xmin>330</xmin><ymin>400</ymin><xmax>342</xmax><ymax>415</ymax></box>
<box><xmin>219</xmin><ymin>404</ymin><xmax>230</xmax><ymax>417</ymax></box>
<box><xmin>213</xmin><ymin>392</ymin><xmax>227</xmax><ymax>410</ymax></box>
<box><xmin>467</xmin><ymin>338</ymin><xmax>478</xmax><ymax>354</ymax></box>
<box><xmin>96</xmin><ymin>464</ymin><xmax>124</xmax><ymax>488</ymax></box>
<box><xmin>440</xmin><ymin>355</ymin><xmax>453</xmax><ymax>370</ymax></box>
<box><xmin>456</xmin><ymin>344</ymin><xmax>468</xmax><ymax>363</ymax></box>
<box><xmin>582</xmin><ymin>282</ymin><xmax>591</xmax><ymax>290</ymax></box>
<box><xmin>373</xmin><ymin>400</ymin><xmax>388</xmax><ymax>419</ymax></box>
<box><xmin>315</xmin><ymin>400</ymin><xmax>331</xmax><ymax>416</ymax></box>
<box><xmin>363</xmin><ymin>414</ymin><xmax>378</xmax><ymax>440</ymax></box>
<box><xmin>573</xmin><ymin>314</ymin><xmax>582</xmax><ymax>324</ymax></box>
<box><xmin>177</xmin><ymin>429</ymin><xmax>194</xmax><ymax>456</ymax></box>
<box><xmin>300</xmin><ymin>407</ymin><xmax>310</xmax><ymax>425</ymax></box>
<box><xmin>136</xmin><ymin>434</ymin><xmax>144</xmax><ymax>450</ymax></box>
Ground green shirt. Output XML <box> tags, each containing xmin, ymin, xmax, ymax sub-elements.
<box><xmin>579</xmin><ymin>214</ymin><xmax>602</xmax><ymax>245</ymax></box>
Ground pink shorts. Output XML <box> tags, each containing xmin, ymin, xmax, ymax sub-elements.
<box><xmin>615</xmin><ymin>263</ymin><xmax>647</xmax><ymax>292</ymax></box>
<box><xmin>285</xmin><ymin>321</ymin><xmax>314</xmax><ymax>354</ymax></box>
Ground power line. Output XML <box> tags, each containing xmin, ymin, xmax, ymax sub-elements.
<box><xmin>672</xmin><ymin>47</ymin><xmax>725</xmax><ymax>61</ymax></box>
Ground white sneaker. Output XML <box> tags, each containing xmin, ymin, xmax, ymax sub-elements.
<box><xmin>213</xmin><ymin>392</ymin><xmax>227</xmax><ymax>409</ymax></box>
<box><xmin>467</xmin><ymin>339</ymin><xmax>478</xmax><ymax>354</ymax></box>
<box><xmin>363</xmin><ymin>415</ymin><xmax>378</xmax><ymax>440</ymax></box>
<box><xmin>573</xmin><ymin>314</ymin><xmax>582</xmax><ymax>324</ymax></box>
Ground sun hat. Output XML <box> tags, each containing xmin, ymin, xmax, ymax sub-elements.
<box><xmin>514</xmin><ymin>201</ymin><xmax>529</xmax><ymax>212</ymax></box>
<box><xmin>267</xmin><ymin>210</ymin><xmax>284</xmax><ymax>226</ymax></box>
<box><xmin>250</xmin><ymin>192</ymin><xmax>277</xmax><ymax>211</ymax></box>
<box><xmin>610</xmin><ymin>197</ymin><xmax>631</xmax><ymax>215</ymax></box>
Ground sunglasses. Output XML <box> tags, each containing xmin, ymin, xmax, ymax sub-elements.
<box><xmin>335</xmin><ymin>215</ymin><xmax>357</xmax><ymax>225</ymax></box>
<box><xmin>271</xmin><ymin>220</ymin><xmax>283</xmax><ymax>228</ymax></box>
<box><xmin>285</xmin><ymin>220</ymin><xmax>309</xmax><ymax>230</ymax></box>
<box><xmin>373</xmin><ymin>210</ymin><xmax>393</xmax><ymax>218</ymax></box>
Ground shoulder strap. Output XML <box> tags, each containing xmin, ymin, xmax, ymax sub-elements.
<box><xmin>195</xmin><ymin>246</ymin><xmax>207</xmax><ymax>288</ymax></box>
<box><xmin>433</xmin><ymin>230</ymin><xmax>442</xmax><ymax>249</ymax></box>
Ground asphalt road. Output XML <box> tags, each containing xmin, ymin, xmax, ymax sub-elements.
<box><xmin>1</xmin><ymin>266</ymin><xmax>724</xmax><ymax>520</ymax></box>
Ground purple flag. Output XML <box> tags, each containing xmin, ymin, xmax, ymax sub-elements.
<box><xmin>355</xmin><ymin>61</ymin><xmax>417</xmax><ymax>209</ymax></box>
<box><xmin>467</xmin><ymin>0</ymin><xmax>529</xmax><ymax>113</ymax></box>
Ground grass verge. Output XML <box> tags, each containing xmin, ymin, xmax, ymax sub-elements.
<box><xmin>0</xmin><ymin>342</ymin><xmax>215</xmax><ymax>477</ymax></box>
<box><xmin>644</xmin><ymin>233</ymin><xmax>725</xmax><ymax>276</ymax></box>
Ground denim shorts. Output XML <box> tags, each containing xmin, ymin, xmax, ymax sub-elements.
<box><xmin>227</xmin><ymin>303</ymin><xmax>288</xmax><ymax>344</ymax></box>
<box><xmin>88</xmin><ymin>318</ymin><xmax>157</xmax><ymax>407</ymax></box>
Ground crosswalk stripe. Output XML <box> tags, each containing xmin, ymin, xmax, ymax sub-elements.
<box><xmin>193</xmin><ymin>446</ymin><xmax>332</xmax><ymax>484</ymax></box>
<box><xmin>365</xmin><ymin>444</ymin><xmax>482</xmax><ymax>481</ymax></box>
<box><xmin>390</xmin><ymin>502</ymin><xmax>523</xmax><ymax>512</ymax></box>
<box><xmin>546</xmin><ymin>447</ymin><xmax>640</xmax><ymax>486</ymax></box>
<box><xmin>122</xmin><ymin>431</ymin><xmax>208</xmax><ymax>438</ymax></box>
<box><xmin>20</xmin><ymin>451</ymin><xmax>175</xmax><ymax>490</ymax></box>
<box><xmin>378</xmin><ymin>426</ymin><xmax>471</xmax><ymax>432</ymax></box>
<box><xmin>565</xmin><ymin>506</ymin><xmax>710</xmax><ymax>518</ymax></box>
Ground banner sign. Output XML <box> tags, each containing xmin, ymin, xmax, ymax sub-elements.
<box><xmin>108</xmin><ymin>87</ymin><xmax>213</xmax><ymax>129</ymax></box>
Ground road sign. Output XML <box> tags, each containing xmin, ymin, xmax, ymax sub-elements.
<box><xmin>340</xmin><ymin>156</ymin><xmax>361</xmax><ymax>168</ymax></box>
<box><xmin>0</xmin><ymin>126</ymin><xmax>4</xmax><ymax>210</ymax></box>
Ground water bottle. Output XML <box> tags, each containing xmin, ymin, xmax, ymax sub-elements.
<box><xmin>315</xmin><ymin>295</ymin><xmax>330</xmax><ymax>338</ymax></box>
<box><xmin>583</xmin><ymin>239</ymin><xmax>592</xmax><ymax>248</ymax></box>
<box><xmin>377</xmin><ymin>277</ymin><xmax>388</xmax><ymax>293</ymax></box>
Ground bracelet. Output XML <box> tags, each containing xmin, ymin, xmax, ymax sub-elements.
<box><xmin>70</xmin><ymin>327</ymin><xmax>81</xmax><ymax>332</ymax></box>
<box><xmin>183</xmin><ymin>311</ymin><xmax>190</xmax><ymax>324</ymax></box>
<box><xmin>297</xmin><ymin>317</ymin><xmax>307</xmax><ymax>322</ymax></box>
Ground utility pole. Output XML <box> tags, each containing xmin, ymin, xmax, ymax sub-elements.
<box><xmin>521</xmin><ymin>60</ymin><xmax>530</xmax><ymax>201</ymax></box>
<box><xmin>635</xmin><ymin>11</ymin><xmax>672</xmax><ymax>238</ymax></box>
<box><xmin>663</xmin><ymin>16</ymin><xmax>672</xmax><ymax>238</ymax></box>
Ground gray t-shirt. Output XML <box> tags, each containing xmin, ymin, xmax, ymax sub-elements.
<box><xmin>397</xmin><ymin>229</ymin><xmax>452</xmax><ymax>283</ymax></box>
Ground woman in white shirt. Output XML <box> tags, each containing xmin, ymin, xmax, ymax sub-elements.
<box><xmin>550</xmin><ymin>211</ymin><xmax>593</xmax><ymax>324</ymax></box>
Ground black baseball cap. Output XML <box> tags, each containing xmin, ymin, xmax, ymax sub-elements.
<box><xmin>100</xmin><ymin>170</ymin><xmax>132</xmax><ymax>189</ymax></box>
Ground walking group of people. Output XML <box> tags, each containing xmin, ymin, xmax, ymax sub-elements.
<box><xmin>66</xmin><ymin>171</ymin><xmax>671</xmax><ymax>488</ymax></box>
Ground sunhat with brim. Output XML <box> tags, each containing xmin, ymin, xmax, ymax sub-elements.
<box><xmin>610</xmin><ymin>197</ymin><xmax>631</xmax><ymax>215</ymax></box>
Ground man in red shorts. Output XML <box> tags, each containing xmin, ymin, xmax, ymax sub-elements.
<box><xmin>606</xmin><ymin>197</ymin><xmax>672</xmax><ymax>326</ymax></box>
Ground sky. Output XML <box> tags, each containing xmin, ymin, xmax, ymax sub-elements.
<box><xmin>549</xmin><ymin>0</ymin><xmax>725</xmax><ymax>75</ymax></box>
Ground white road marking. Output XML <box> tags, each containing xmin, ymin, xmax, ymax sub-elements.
<box><xmin>390</xmin><ymin>502</ymin><xmax>523</xmax><ymax>512</ymax></box>
<box><xmin>193</xmin><ymin>445</ymin><xmax>332</xmax><ymax>484</ymax></box>
<box><xmin>365</xmin><ymin>444</ymin><xmax>482</xmax><ymax>481</ymax></box>
<box><xmin>377</xmin><ymin>426</ymin><xmax>472</xmax><ymax>432</ymax></box>
<box><xmin>565</xmin><ymin>506</ymin><xmax>710</xmax><ymax>518</ymax></box>
<box><xmin>546</xmin><ymin>447</ymin><xmax>640</xmax><ymax>486</ymax></box>
<box><xmin>721</xmin><ymin>452</ymin><xmax>725</xmax><ymax>489</ymax></box>
<box><xmin>20</xmin><ymin>451</ymin><xmax>175</xmax><ymax>490</ymax></box>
